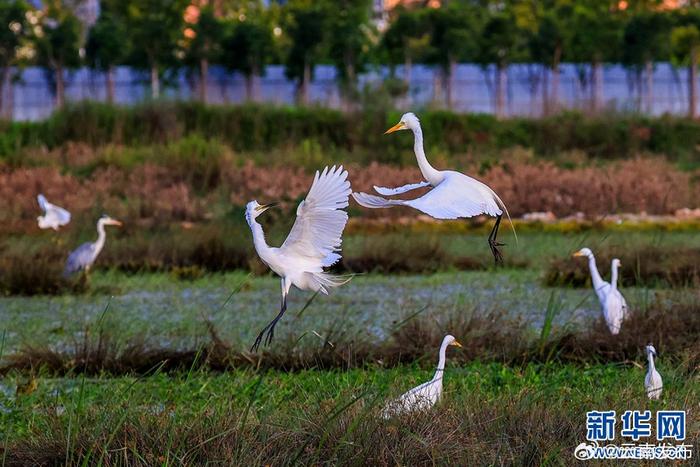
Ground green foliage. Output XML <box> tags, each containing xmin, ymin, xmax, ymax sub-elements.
<box><xmin>109</xmin><ymin>0</ymin><xmax>188</xmax><ymax>80</ymax></box>
<box><xmin>184</xmin><ymin>6</ymin><xmax>224</xmax><ymax>69</ymax></box>
<box><xmin>283</xmin><ymin>3</ymin><xmax>328</xmax><ymax>83</ymax></box>
<box><xmin>7</xmin><ymin>102</ymin><xmax>700</xmax><ymax>160</ymax></box>
<box><xmin>85</xmin><ymin>10</ymin><xmax>128</xmax><ymax>71</ymax></box>
<box><xmin>0</xmin><ymin>0</ymin><xmax>30</xmax><ymax>69</ymax></box>
<box><xmin>222</xmin><ymin>16</ymin><xmax>274</xmax><ymax>78</ymax></box>
<box><xmin>622</xmin><ymin>11</ymin><xmax>672</xmax><ymax>69</ymax></box>
<box><xmin>32</xmin><ymin>4</ymin><xmax>83</xmax><ymax>71</ymax></box>
<box><xmin>325</xmin><ymin>0</ymin><xmax>374</xmax><ymax>84</ymax></box>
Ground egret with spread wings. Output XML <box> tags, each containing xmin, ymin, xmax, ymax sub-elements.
<box><xmin>245</xmin><ymin>165</ymin><xmax>352</xmax><ymax>351</ymax></box>
<box><xmin>37</xmin><ymin>194</ymin><xmax>71</xmax><ymax>230</ymax></box>
<box><xmin>63</xmin><ymin>215</ymin><xmax>122</xmax><ymax>278</ymax></box>
<box><xmin>352</xmin><ymin>113</ymin><xmax>514</xmax><ymax>264</ymax></box>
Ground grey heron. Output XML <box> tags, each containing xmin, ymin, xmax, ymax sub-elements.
<box><xmin>245</xmin><ymin>165</ymin><xmax>351</xmax><ymax>351</ymax></box>
<box><xmin>37</xmin><ymin>194</ymin><xmax>71</xmax><ymax>230</ymax></box>
<box><xmin>63</xmin><ymin>214</ymin><xmax>122</xmax><ymax>278</ymax></box>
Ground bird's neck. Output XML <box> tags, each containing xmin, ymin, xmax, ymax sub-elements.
<box><xmin>433</xmin><ymin>341</ymin><xmax>448</xmax><ymax>381</ymax></box>
<box><xmin>412</xmin><ymin>126</ymin><xmax>442</xmax><ymax>186</ymax></box>
<box><xmin>610</xmin><ymin>263</ymin><xmax>618</xmax><ymax>292</ymax></box>
<box><xmin>647</xmin><ymin>352</ymin><xmax>656</xmax><ymax>373</ymax></box>
<box><xmin>249</xmin><ymin>219</ymin><xmax>272</xmax><ymax>261</ymax></box>
<box><xmin>587</xmin><ymin>255</ymin><xmax>605</xmax><ymax>290</ymax></box>
<box><xmin>94</xmin><ymin>221</ymin><xmax>107</xmax><ymax>254</ymax></box>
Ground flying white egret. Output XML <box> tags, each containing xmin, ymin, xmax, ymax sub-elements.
<box><xmin>63</xmin><ymin>215</ymin><xmax>122</xmax><ymax>278</ymax></box>
<box><xmin>351</xmin><ymin>112</ymin><xmax>514</xmax><ymax>264</ymax></box>
<box><xmin>382</xmin><ymin>335</ymin><xmax>462</xmax><ymax>418</ymax></box>
<box><xmin>245</xmin><ymin>165</ymin><xmax>352</xmax><ymax>351</ymax></box>
<box><xmin>573</xmin><ymin>248</ymin><xmax>628</xmax><ymax>334</ymax></box>
<box><xmin>37</xmin><ymin>194</ymin><xmax>71</xmax><ymax>230</ymax></box>
<box><xmin>644</xmin><ymin>343</ymin><xmax>662</xmax><ymax>400</ymax></box>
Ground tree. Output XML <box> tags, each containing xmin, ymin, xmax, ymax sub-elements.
<box><xmin>622</xmin><ymin>11</ymin><xmax>671</xmax><ymax>112</ymax></box>
<box><xmin>425</xmin><ymin>5</ymin><xmax>481</xmax><ymax>109</ymax></box>
<box><xmin>325</xmin><ymin>0</ymin><xmax>374</xmax><ymax>109</ymax></box>
<box><xmin>284</xmin><ymin>3</ymin><xmax>328</xmax><ymax>105</ymax></box>
<box><xmin>670</xmin><ymin>12</ymin><xmax>700</xmax><ymax>118</ymax></box>
<box><xmin>114</xmin><ymin>0</ymin><xmax>188</xmax><ymax>99</ymax></box>
<box><xmin>85</xmin><ymin>10</ymin><xmax>128</xmax><ymax>103</ymax></box>
<box><xmin>33</xmin><ymin>2</ymin><xmax>82</xmax><ymax>108</ymax></box>
<box><xmin>381</xmin><ymin>8</ymin><xmax>431</xmax><ymax>106</ymax></box>
<box><xmin>568</xmin><ymin>1</ymin><xmax>623</xmax><ymax>113</ymax></box>
<box><xmin>222</xmin><ymin>17</ymin><xmax>273</xmax><ymax>101</ymax></box>
<box><xmin>476</xmin><ymin>11</ymin><xmax>524</xmax><ymax>117</ymax></box>
<box><xmin>184</xmin><ymin>6</ymin><xmax>224</xmax><ymax>103</ymax></box>
<box><xmin>0</xmin><ymin>0</ymin><xmax>29</xmax><ymax>117</ymax></box>
<box><xmin>529</xmin><ymin>2</ymin><xmax>574</xmax><ymax>115</ymax></box>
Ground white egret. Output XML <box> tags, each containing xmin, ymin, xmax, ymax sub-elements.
<box><xmin>245</xmin><ymin>165</ymin><xmax>351</xmax><ymax>351</ymax></box>
<box><xmin>644</xmin><ymin>344</ymin><xmax>662</xmax><ymax>400</ymax></box>
<box><xmin>63</xmin><ymin>215</ymin><xmax>122</xmax><ymax>278</ymax></box>
<box><xmin>382</xmin><ymin>335</ymin><xmax>462</xmax><ymax>417</ymax></box>
<box><xmin>37</xmin><ymin>194</ymin><xmax>71</xmax><ymax>230</ymax></box>
<box><xmin>573</xmin><ymin>248</ymin><xmax>628</xmax><ymax>334</ymax></box>
<box><xmin>351</xmin><ymin>112</ymin><xmax>514</xmax><ymax>264</ymax></box>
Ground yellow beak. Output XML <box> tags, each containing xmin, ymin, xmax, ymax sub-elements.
<box><xmin>113</xmin><ymin>220</ymin><xmax>123</xmax><ymax>227</ymax></box>
<box><xmin>452</xmin><ymin>340</ymin><xmax>463</xmax><ymax>348</ymax></box>
<box><xmin>256</xmin><ymin>202</ymin><xmax>279</xmax><ymax>212</ymax></box>
<box><xmin>572</xmin><ymin>251</ymin><xmax>584</xmax><ymax>257</ymax></box>
<box><xmin>384</xmin><ymin>122</ymin><xmax>405</xmax><ymax>134</ymax></box>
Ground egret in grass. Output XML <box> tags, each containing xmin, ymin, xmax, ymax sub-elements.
<box><xmin>382</xmin><ymin>335</ymin><xmax>462</xmax><ymax>417</ymax></box>
<box><xmin>644</xmin><ymin>343</ymin><xmax>662</xmax><ymax>400</ymax></box>
<box><xmin>37</xmin><ymin>194</ymin><xmax>71</xmax><ymax>230</ymax></box>
<box><xmin>573</xmin><ymin>248</ymin><xmax>628</xmax><ymax>334</ymax></box>
<box><xmin>245</xmin><ymin>165</ymin><xmax>352</xmax><ymax>352</ymax></box>
<box><xmin>352</xmin><ymin>112</ymin><xmax>514</xmax><ymax>264</ymax></box>
<box><xmin>63</xmin><ymin>214</ymin><xmax>122</xmax><ymax>278</ymax></box>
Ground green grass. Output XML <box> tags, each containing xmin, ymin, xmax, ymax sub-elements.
<box><xmin>1</xmin><ymin>363</ymin><xmax>697</xmax><ymax>464</ymax></box>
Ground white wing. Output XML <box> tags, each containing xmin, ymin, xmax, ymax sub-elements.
<box><xmin>382</xmin><ymin>379</ymin><xmax>440</xmax><ymax>418</ymax></box>
<box><xmin>374</xmin><ymin>181</ymin><xmax>430</xmax><ymax>196</ymax></box>
<box><xmin>354</xmin><ymin>173</ymin><xmax>501</xmax><ymax>220</ymax></box>
<box><xmin>279</xmin><ymin>166</ymin><xmax>351</xmax><ymax>265</ymax></box>
<box><xmin>49</xmin><ymin>204</ymin><xmax>71</xmax><ymax>225</ymax></box>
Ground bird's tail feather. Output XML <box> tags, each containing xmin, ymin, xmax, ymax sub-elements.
<box><xmin>312</xmin><ymin>272</ymin><xmax>353</xmax><ymax>292</ymax></box>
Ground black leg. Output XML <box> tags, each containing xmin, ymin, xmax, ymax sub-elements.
<box><xmin>250</xmin><ymin>294</ymin><xmax>288</xmax><ymax>352</ymax></box>
<box><xmin>487</xmin><ymin>214</ymin><xmax>505</xmax><ymax>266</ymax></box>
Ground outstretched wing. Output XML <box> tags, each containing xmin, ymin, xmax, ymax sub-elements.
<box><xmin>280</xmin><ymin>166</ymin><xmax>351</xmax><ymax>265</ymax></box>
<box><xmin>354</xmin><ymin>175</ymin><xmax>501</xmax><ymax>220</ymax></box>
<box><xmin>51</xmin><ymin>204</ymin><xmax>71</xmax><ymax>225</ymax></box>
<box><xmin>374</xmin><ymin>181</ymin><xmax>430</xmax><ymax>196</ymax></box>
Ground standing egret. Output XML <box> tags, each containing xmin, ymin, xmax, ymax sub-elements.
<box><xmin>382</xmin><ymin>335</ymin><xmax>462</xmax><ymax>417</ymax></box>
<box><xmin>573</xmin><ymin>248</ymin><xmax>628</xmax><ymax>334</ymax></box>
<box><xmin>63</xmin><ymin>215</ymin><xmax>122</xmax><ymax>278</ymax></box>
<box><xmin>37</xmin><ymin>194</ymin><xmax>71</xmax><ymax>230</ymax></box>
<box><xmin>644</xmin><ymin>344</ymin><xmax>662</xmax><ymax>400</ymax></box>
<box><xmin>351</xmin><ymin>112</ymin><xmax>514</xmax><ymax>264</ymax></box>
<box><xmin>245</xmin><ymin>165</ymin><xmax>351</xmax><ymax>351</ymax></box>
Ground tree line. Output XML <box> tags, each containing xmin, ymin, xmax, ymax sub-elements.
<box><xmin>2</xmin><ymin>0</ymin><xmax>700</xmax><ymax>116</ymax></box>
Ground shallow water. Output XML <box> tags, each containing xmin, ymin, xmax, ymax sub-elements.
<box><xmin>1</xmin><ymin>269</ymin><xmax>686</xmax><ymax>358</ymax></box>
